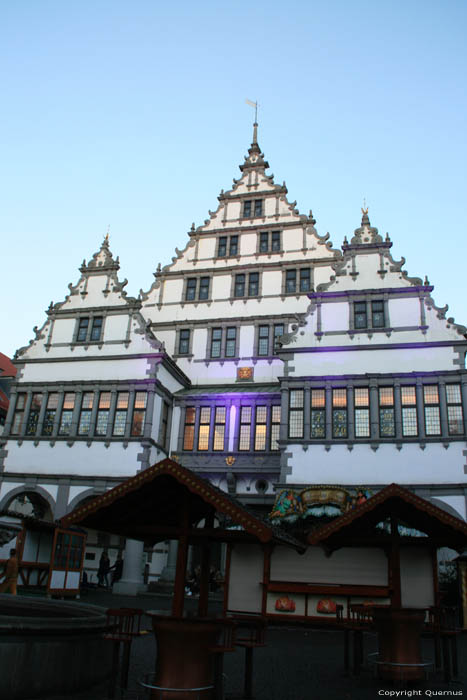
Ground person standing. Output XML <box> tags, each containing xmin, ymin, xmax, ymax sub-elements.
<box><xmin>0</xmin><ymin>548</ymin><xmax>19</xmax><ymax>595</ymax></box>
<box><xmin>97</xmin><ymin>551</ymin><xmax>110</xmax><ymax>587</ymax></box>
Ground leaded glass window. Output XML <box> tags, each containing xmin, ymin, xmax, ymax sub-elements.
<box><xmin>354</xmin><ymin>302</ymin><xmax>367</xmax><ymax>329</ymax></box>
<box><xmin>234</xmin><ymin>274</ymin><xmax>245</xmax><ymax>297</ymax></box>
<box><xmin>285</xmin><ymin>270</ymin><xmax>296</xmax><ymax>293</ymax></box>
<box><xmin>225</xmin><ymin>327</ymin><xmax>237</xmax><ymax>357</ymax></box>
<box><xmin>274</xmin><ymin>324</ymin><xmax>284</xmax><ymax>347</ymax></box>
<box><xmin>131</xmin><ymin>391</ymin><xmax>147</xmax><ymax>436</ymax></box>
<box><xmin>183</xmin><ymin>407</ymin><xmax>195</xmax><ymax>450</ymax></box>
<box><xmin>11</xmin><ymin>393</ymin><xmax>26</xmax><ymax>435</ymax></box>
<box><xmin>243</xmin><ymin>200</ymin><xmax>252</xmax><ymax>218</ymax></box>
<box><xmin>211</xmin><ymin>328</ymin><xmax>222</xmax><ymax>358</ymax></box>
<box><xmin>229</xmin><ymin>235</ymin><xmax>238</xmax><ymax>256</ymax></box>
<box><xmin>239</xmin><ymin>406</ymin><xmax>252</xmax><ymax>450</ymax></box>
<box><xmin>446</xmin><ymin>384</ymin><xmax>463</xmax><ymax>435</ymax></box>
<box><xmin>311</xmin><ymin>389</ymin><xmax>325</xmax><ymax>438</ymax></box>
<box><xmin>198</xmin><ymin>407</ymin><xmax>211</xmax><ymax>451</ymax></box>
<box><xmin>254</xmin><ymin>199</ymin><xmax>263</xmax><ymax>217</ymax></box>
<box><xmin>401</xmin><ymin>386</ymin><xmax>417</xmax><ymax>436</ymax></box>
<box><xmin>354</xmin><ymin>387</ymin><xmax>370</xmax><ymax>438</ymax></box>
<box><xmin>332</xmin><ymin>389</ymin><xmax>347</xmax><ymax>438</ymax></box>
<box><xmin>179</xmin><ymin>329</ymin><xmax>190</xmax><ymax>355</ymax></box>
<box><xmin>258</xmin><ymin>326</ymin><xmax>269</xmax><ymax>356</ymax></box>
<box><xmin>213</xmin><ymin>407</ymin><xmax>226</xmax><ymax>451</ymax></box>
<box><xmin>113</xmin><ymin>392</ymin><xmax>129</xmax><ymax>436</ymax></box>
<box><xmin>199</xmin><ymin>277</ymin><xmax>210</xmax><ymax>300</ymax></box>
<box><xmin>186</xmin><ymin>279</ymin><xmax>197</xmax><ymax>301</ymax></box>
<box><xmin>90</xmin><ymin>317</ymin><xmax>103</xmax><ymax>341</ymax></box>
<box><xmin>248</xmin><ymin>272</ymin><xmax>259</xmax><ymax>296</ymax></box>
<box><xmin>271</xmin><ymin>231</ymin><xmax>281</xmax><ymax>251</ymax></box>
<box><xmin>259</xmin><ymin>232</ymin><xmax>268</xmax><ymax>253</ymax></box>
<box><xmin>379</xmin><ymin>387</ymin><xmax>395</xmax><ymax>437</ymax></box>
<box><xmin>424</xmin><ymin>385</ymin><xmax>440</xmax><ymax>435</ymax></box>
<box><xmin>95</xmin><ymin>392</ymin><xmax>111</xmax><ymax>436</ymax></box>
<box><xmin>254</xmin><ymin>406</ymin><xmax>267</xmax><ymax>450</ymax></box>
<box><xmin>299</xmin><ymin>268</ymin><xmax>311</xmax><ymax>292</ymax></box>
<box><xmin>270</xmin><ymin>405</ymin><xmax>281</xmax><ymax>450</ymax></box>
<box><xmin>371</xmin><ymin>301</ymin><xmax>385</xmax><ymax>328</ymax></box>
<box><xmin>59</xmin><ymin>392</ymin><xmax>75</xmax><ymax>436</ymax></box>
<box><xmin>78</xmin><ymin>392</ymin><xmax>94</xmax><ymax>435</ymax></box>
<box><xmin>77</xmin><ymin>317</ymin><xmax>89</xmax><ymax>342</ymax></box>
<box><xmin>289</xmin><ymin>389</ymin><xmax>304</xmax><ymax>438</ymax></box>
<box><xmin>42</xmin><ymin>393</ymin><xmax>58</xmax><ymax>436</ymax></box>
<box><xmin>26</xmin><ymin>393</ymin><xmax>43</xmax><ymax>436</ymax></box>
<box><xmin>218</xmin><ymin>236</ymin><xmax>227</xmax><ymax>257</ymax></box>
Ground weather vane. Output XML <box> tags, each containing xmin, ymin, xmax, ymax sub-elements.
<box><xmin>245</xmin><ymin>98</ymin><xmax>259</xmax><ymax>122</ymax></box>
<box><xmin>361</xmin><ymin>198</ymin><xmax>368</xmax><ymax>216</ymax></box>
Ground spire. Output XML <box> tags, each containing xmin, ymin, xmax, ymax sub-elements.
<box><xmin>239</xmin><ymin>120</ymin><xmax>269</xmax><ymax>172</ymax></box>
<box><xmin>80</xmin><ymin>235</ymin><xmax>120</xmax><ymax>274</ymax></box>
<box><xmin>345</xmin><ymin>206</ymin><xmax>385</xmax><ymax>248</ymax></box>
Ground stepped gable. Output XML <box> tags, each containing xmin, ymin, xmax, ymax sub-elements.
<box><xmin>140</xmin><ymin>124</ymin><xmax>338</xmax><ymax>301</ymax></box>
<box><xmin>14</xmin><ymin>236</ymin><xmax>162</xmax><ymax>359</ymax></box>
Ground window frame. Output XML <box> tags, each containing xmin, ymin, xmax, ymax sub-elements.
<box><xmin>74</xmin><ymin>315</ymin><xmax>104</xmax><ymax>344</ymax></box>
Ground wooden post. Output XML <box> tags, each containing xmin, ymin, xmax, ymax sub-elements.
<box><xmin>198</xmin><ymin>510</ymin><xmax>214</xmax><ymax>617</ymax></box>
<box><xmin>390</xmin><ymin>515</ymin><xmax>402</xmax><ymax>608</ymax></box>
<box><xmin>171</xmin><ymin>492</ymin><xmax>190</xmax><ymax>617</ymax></box>
<box><xmin>261</xmin><ymin>544</ymin><xmax>272</xmax><ymax>615</ymax></box>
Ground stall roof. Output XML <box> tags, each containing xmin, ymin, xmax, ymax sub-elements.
<box><xmin>308</xmin><ymin>483</ymin><xmax>467</xmax><ymax>551</ymax></box>
<box><xmin>60</xmin><ymin>458</ymin><xmax>305</xmax><ymax>551</ymax></box>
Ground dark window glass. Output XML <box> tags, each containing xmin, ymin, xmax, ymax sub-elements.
<box><xmin>258</xmin><ymin>326</ymin><xmax>269</xmax><ymax>356</ymax></box>
<box><xmin>211</xmin><ymin>328</ymin><xmax>222</xmax><ymax>358</ymax></box>
<box><xmin>254</xmin><ymin>200</ymin><xmax>263</xmax><ymax>217</ymax></box>
<box><xmin>372</xmin><ymin>301</ymin><xmax>385</xmax><ymax>328</ymax></box>
<box><xmin>42</xmin><ymin>393</ymin><xmax>58</xmax><ymax>436</ymax></box>
<box><xmin>289</xmin><ymin>390</ymin><xmax>304</xmax><ymax>438</ymax></box>
<box><xmin>446</xmin><ymin>384</ymin><xmax>463</xmax><ymax>435</ymax></box>
<box><xmin>131</xmin><ymin>391</ymin><xmax>147</xmax><ymax>436</ymax></box>
<box><xmin>77</xmin><ymin>318</ymin><xmax>89</xmax><ymax>342</ymax></box>
<box><xmin>160</xmin><ymin>401</ymin><xmax>170</xmax><ymax>447</ymax></box>
<box><xmin>271</xmin><ymin>231</ymin><xmax>281</xmax><ymax>251</ymax></box>
<box><xmin>225</xmin><ymin>327</ymin><xmax>237</xmax><ymax>357</ymax></box>
<box><xmin>218</xmin><ymin>237</ymin><xmax>227</xmax><ymax>257</ymax></box>
<box><xmin>270</xmin><ymin>405</ymin><xmax>281</xmax><ymax>450</ymax></box>
<box><xmin>90</xmin><ymin>317</ymin><xmax>103</xmax><ymax>341</ymax></box>
<box><xmin>229</xmin><ymin>236</ymin><xmax>238</xmax><ymax>256</ymax></box>
<box><xmin>354</xmin><ymin>302</ymin><xmax>367</xmax><ymax>329</ymax></box>
<box><xmin>259</xmin><ymin>232</ymin><xmax>268</xmax><ymax>253</ymax></box>
<box><xmin>179</xmin><ymin>329</ymin><xmax>190</xmax><ymax>355</ymax></box>
<box><xmin>183</xmin><ymin>407</ymin><xmax>195</xmax><ymax>450</ymax></box>
<box><xmin>248</xmin><ymin>272</ymin><xmax>259</xmax><ymax>296</ymax></box>
<box><xmin>273</xmin><ymin>324</ymin><xmax>284</xmax><ymax>344</ymax></box>
<box><xmin>58</xmin><ymin>392</ymin><xmax>75</xmax><ymax>436</ymax></box>
<box><xmin>199</xmin><ymin>277</ymin><xmax>210</xmax><ymax>300</ymax></box>
<box><xmin>234</xmin><ymin>274</ymin><xmax>245</xmax><ymax>297</ymax></box>
<box><xmin>186</xmin><ymin>279</ymin><xmax>197</xmax><ymax>301</ymax></box>
<box><xmin>286</xmin><ymin>270</ymin><xmax>296</xmax><ymax>293</ymax></box>
<box><xmin>299</xmin><ymin>269</ymin><xmax>311</xmax><ymax>292</ymax></box>
<box><xmin>311</xmin><ymin>389</ymin><xmax>326</xmax><ymax>438</ymax></box>
<box><xmin>243</xmin><ymin>200</ymin><xmax>252</xmax><ymax>218</ymax></box>
<box><xmin>112</xmin><ymin>392</ymin><xmax>129</xmax><ymax>436</ymax></box>
<box><xmin>11</xmin><ymin>393</ymin><xmax>26</xmax><ymax>435</ymax></box>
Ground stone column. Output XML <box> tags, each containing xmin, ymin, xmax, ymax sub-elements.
<box><xmin>112</xmin><ymin>538</ymin><xmax>146</xmax><ymax>596</ymax></box>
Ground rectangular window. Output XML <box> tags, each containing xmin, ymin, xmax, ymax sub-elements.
<box><xmin>254</xmin><ymin>200</ymin><xmax>263</xmax><ymax>217</ymax></box>
<box><xmin>273</xmin><ymin>324</ymin><xmax>284</xmax><ymax>348</ymax></box>
<box><xmin>286</xmin><ymin>270</ymin><xmax>296</xmax><ymax>293</ymax></box>
<box><xmin>95</xmin><ymin>391</ymin><xmax>111</xmax><ymax>436</ymax></box>
<box><xmin>332</xmin><ymin>388</ymin><xmax>347</xmax><ymax>438</ymax></box>
<box><xmin>271</xmin><ymin>231</ymin><xmax>281</xmax><ymax>251</ymax></box>
<box><xmin>131</xmin><ymin>391</ymin><xmax>147</xmax><ymax>436</ymax></box>
<box><xmin>424</xmin><ymin>385</ymin><xmax>441</xmax><ymax>436</ymax></box>
<box><xmin>186</xmin><ymin>278</ymin><xmax>197</xmax><ymax>301</ymax></box>
<box><xmin>311</xmin><ymin>389</ymin><xmax>326</xmax><ymax>438</ymax></box>
<box><xmin>254</xmin><ymin>406</ymin><xmax>267</xmax><ymax>450</ymax></box>
<box><xmin>372</xmin><ymin>301</ymin><xmax>385</xmax><ymax>328</ymax></box>
<box><xmin>26</xmin><ymin>393</ymin><xmax>43</xmax><ymax>436</ymax></box>
<box><xmin>354</xmin><ymin>302</ymin><xmax>367</xmax><ymax>329</ymax></box>
<box><xmin>225</xmin><ymin>327</ymin><xmax>237</xmax><ymax>357</ymax></box>
<box><xmin>379</xmin><ymin>387</ymin><xmax>395</xmax><ymax>437</ymax></box>
<box><xmin>198</xmin><ymin>407</ymin><xmax>211</xmax><ymax>450</ymax></box>
<box><xmin>354</xmin><ymin>387</ymin><xmax>370</xmax><ymax>438</ymax></box>
<box><xmin>178</xmin><ymin>329</ymin><xmax>190</xmax><ymax>355</ymax></box>
<box><xmin>11</xmin><ymin>393</ymin><xmax>26</xmax><ymax>435</ymax></box>
<box><xmin>229</xmin><ymin>235</ymin><xmax>238</xmax><ymax>256</ymax></box>
<box><xmin>90</xmin><ymin>317</ymin><xmax>103</xmax><ymax>341</ymax></box>
<box><xmin>211</xmin><ymin>328</ymin><xmax>222</xmax><ymax>358</ymax></box>
<box><xmin>218</xmin><ymin>237</ymin><xmax>227</xmax><ymax>257</ymax></box>
<box><xmin>401</xmin><ymin>386</ymin><xmax>418</xmax><ymax>437</ymax></box>
<box><xmin>289</xmin><ymin>389</ymin><xmax>304</xmax><ymax>439</ymax></box>
<box><xmin>446</xmin><ymin>384</ymin><xmax>463</xmax><ymax>435</ymax></box>
<box><xmin>183</xmin><ymin>407</ymin><xmax>195</xmax><ymax>450</ymax></box>
<box><xmin>213</xmin><ymin>407</ymin><xmax>226</xmax><ymax>451</ymax></box>
<box><xmin>248</xmin><ymin>272</ymin><xmax>259</xmax><ymax>296</ymax></box>
<box><xmin>59</xmin><ymin>392</ymin><xmax>76</xmax><ymax>436</ymax></box>
<box><xmin>299</xmin><ymin>268</ymin><xmax>311</xmax><ymax>292</ymax></box>
<box><xmin>239</xmin><ymin>406</ymin><xmax>252</xmax><ymax>450</ymax></box>
<box><xmin>234</xmin><ymin>274</ymin><xmax>245</xmax><ymax>297</ymax></box>
<box><xmin>270</xmin><ymin>405</ymin><xmax>281</xmax><ymax>450</ymax></box>
<box><xmin>78</xmin><ymin>392</ymin><xmax>94</xmax><ymax>435</ymax></box>
<box><xmin>243</xmin><ymin>200</ymin><xmax>252</xmax><ymax>218</ymax></box>
<box><xmin>113</xmin><ymin>392</ymin><xmax>129</xmax><ymax>436</ymax></box>
<box><xmin>258</xmin><ymin>326</ymin><xmax>269</xmax><ymax>356</ymax></box>
<box><xmin>42</xmin><ymin>393</ymin><xmax>58</xmax><ymax>436</ymax></box>
<box><xmin>77</xmin><ymin>317</ymin><xmax>89</xmax><ymax>342</ymax></box>
<box><xmin>259</xmin><ymin>232</ymin><xmax>268</xmax><ymax>253</ymax></box>
<box><xmin>199</xmin><ymin>277</ymin><xmax>210</xmax><ymax>300</ymax></box>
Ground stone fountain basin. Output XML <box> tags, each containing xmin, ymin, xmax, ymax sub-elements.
<box><xmin>0</xmin><ymin>594</ymin><xmax>112</xmax><ymax>700</ymax></box>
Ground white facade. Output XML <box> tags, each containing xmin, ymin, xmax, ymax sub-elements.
<box><xmin>1</xmin><ymin>124</ymin><xmax>466</xmax><ymax>584</ymax></box>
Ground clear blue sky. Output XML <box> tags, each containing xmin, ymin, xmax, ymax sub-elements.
<box><xmin>1</xmin><ymin>1</ymin><xmax>466</xmax><ymax>358</ymax></box>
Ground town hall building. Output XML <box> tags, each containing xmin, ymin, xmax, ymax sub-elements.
<box><xmin>1</xmin><ymin>124</ymin><xmax>466</xmax><ymax>590</ymax></box>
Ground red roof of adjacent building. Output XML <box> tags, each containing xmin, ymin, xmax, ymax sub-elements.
<box><xmin>0</xmin><ymin>353</ymin><xmax>16</xmax><ymax>378</ymax></box>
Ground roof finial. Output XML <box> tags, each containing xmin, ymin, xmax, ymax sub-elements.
<box><xmin>361</xmin><ymin>198</ymin><xmax>368</xmax><ymax>216</ymax></box>
<box><xmin>245</xmin><ymin>98</ymin><xmax>259</xmax><ymax>143</ymax></box>
<box><xmin>104</xmin><ymin>224</ymin><xmax>110</xmax><ymax>244</ymax></box>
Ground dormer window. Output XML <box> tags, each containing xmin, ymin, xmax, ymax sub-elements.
<box><xmin>76</xmin><ymin>316</ymin><xmax>103</xmax><ymax>343</ymax></box>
